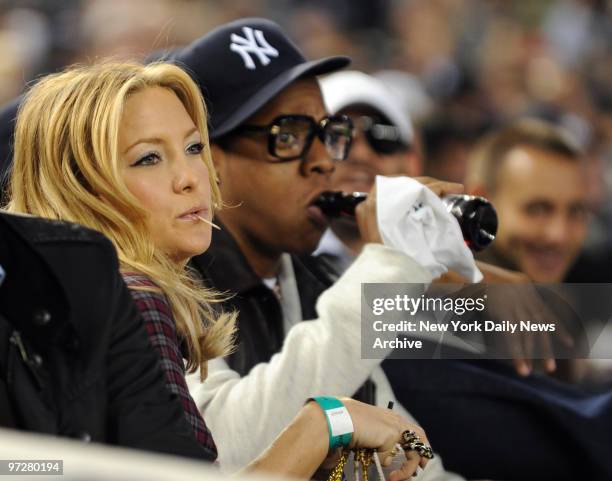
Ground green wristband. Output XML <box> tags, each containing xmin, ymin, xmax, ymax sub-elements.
<box><xmin>309</xmin><ymin>396</ymin><xmax>354</xmax><ymax>450</ymax></box>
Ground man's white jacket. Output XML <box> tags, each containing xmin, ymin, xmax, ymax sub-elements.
<box><xmin>187</xmin><ymin>243</ymin><xmax>464</xmax><ymax>481</ymax></box>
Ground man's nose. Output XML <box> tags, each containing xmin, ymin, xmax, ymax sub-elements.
<box><xmin>544</xmin><ymin>214</ymin><xmax>572</xmax><ymax>245</ymax></box>
<box><xmin>302</xmin><ymin>135</ymin><xmax>335</xmax><ymax>176</ymax></box>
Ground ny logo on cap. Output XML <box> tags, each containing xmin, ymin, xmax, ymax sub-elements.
<box><xmin>230</xmin><ymin>26</ymin><xmax>279</xmax><ymax>70</ymax></box>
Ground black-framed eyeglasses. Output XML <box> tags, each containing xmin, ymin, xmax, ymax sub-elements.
<box><xmin>236</xmin><ymin>114</ymin><xmax>353</xmax><ymax>162</ymax></box>
<box><xmin>354</xmin><ymin>116</ymin><xmax>410</xmax><ymax>155</ymax></box>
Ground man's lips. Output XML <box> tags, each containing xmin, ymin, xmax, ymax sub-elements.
<box><xmin>306</xmin><ymin>190</ymin><xmax>330</xmax><ymax>229</ymax></box>
<box><xmin>523</xmin><ymin>243</ymin><xmax>569</xmax><ymax>273</ymax></box>
<box><xmin>306</xmin><ymin>204</ymin><xmax>328</xmax><ymax>229</ymax></box>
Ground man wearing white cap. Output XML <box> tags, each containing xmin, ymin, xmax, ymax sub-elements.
<box><xmin>320</xmin><ymin>72</ymin><xmax>612</xmax><ymax>481</ymax></box>
<box><xmin>316</xmin><ymin>70</ymin><xmax>423</xmax><ymax>273</ymax></box>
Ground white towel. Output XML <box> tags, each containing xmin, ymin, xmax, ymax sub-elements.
<box><xmin>376</xmin><ymin>175</ymin><xmax>483</xmax><ymax>282</ymax></box>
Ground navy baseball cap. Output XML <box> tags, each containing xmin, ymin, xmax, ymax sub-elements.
<box><xmin>171</xmin><ymin>18</ymin><xmax>350</xmax><ymax>139</ymax></box>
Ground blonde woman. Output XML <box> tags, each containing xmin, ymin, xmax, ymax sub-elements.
<box><xmin>6</xmin><ymin>61</ymin><xmax>431</xmax><ymax>480</ymax></box>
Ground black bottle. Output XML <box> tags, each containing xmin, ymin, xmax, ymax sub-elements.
<box><xmin>315</xmin><ymin>192</ymin><xmax>497</xmax><ymax>251</ymax></box>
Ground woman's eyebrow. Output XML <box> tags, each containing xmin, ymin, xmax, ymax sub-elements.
<box><xmin>184</xmin><ymin>126</ymin><xmax>199</xmax><ymax>139</ymax></box>
<box><xmin>123</xmin><ymin>137</ymin><xmax>163</xmax><ymax>154</ymax></box>
<box><xmin>123</xmin><ymin>126</ymin><xmax>200</xmax><ymax>154</ymax></box>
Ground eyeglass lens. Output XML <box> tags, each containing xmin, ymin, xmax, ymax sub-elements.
<box><xmin>322</xmin><ymin>120</ymin><xmax>352</xmax><ymax>161</ymax></box>
<box><xmin>272</xmin><ymin>116</ymin><xmax>351</xmax><ymax>161</ymax></box>
<box><xmin>274</xmin><ymin>117</ymin><xmax>313</xmax><ymax>159</ymax></box>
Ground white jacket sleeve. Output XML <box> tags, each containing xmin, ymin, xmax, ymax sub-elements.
<box><xmin>187</xmin><ymin>243</ymin><xmax>432</xmax><ymax>473</ymax></box>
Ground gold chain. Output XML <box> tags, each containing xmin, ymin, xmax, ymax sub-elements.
<box><xmin>328</xmin><ymin>450</ymin><xmax>349</xmax><ymax>481</ymax></box>
<box><xmin>327</xmin><ymin>449</ymin><xmax>374</xmax><ymax>481</ymax></box>
<box><xmin>355</xmin><ymin>449</ymin><xmax>374</xmax><ymax>481</ymax></box>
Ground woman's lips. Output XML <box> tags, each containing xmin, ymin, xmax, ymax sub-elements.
<box><xmin>178</xmin><ymin>209</ymin><xmax>208</xmax><ymax>221</ymax></box>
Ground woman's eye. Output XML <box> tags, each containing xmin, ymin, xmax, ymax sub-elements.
<box><xmin>132</xmin><ymin>152</ymin><xmax>161</xmax><ymax>167</ymax></box>
<box><xmin>187</xmin><ymin>142</ymin><xmax>204</xmax><ymax>155</ymax></box>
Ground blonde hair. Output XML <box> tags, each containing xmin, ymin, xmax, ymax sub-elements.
<box><xmin>6</xmin><ymin>61</ymin><xmax>235</xmax><ymax>379</ymax></box>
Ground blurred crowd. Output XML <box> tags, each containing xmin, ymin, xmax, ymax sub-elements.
<box><xmin>1</xmin><ymin>0</ymin><xmax>611</xmax><ymax>244</ymax></box>
<box><xmin>1</xmin><ymin>2</ymin><xmax>612</xmax><ymax>480</ymax></box>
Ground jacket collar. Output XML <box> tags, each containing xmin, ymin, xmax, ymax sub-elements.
<box><xmin>191</xmin><ymin>220</ymin><xmax>265</xmax><ymax>294</ymax></box>
<box><xmin>191</xmin><ymin>220</ymin><xmax>335</xmax><ymax>301</ymax></box>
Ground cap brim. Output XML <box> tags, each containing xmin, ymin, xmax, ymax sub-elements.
<box><xmin>210</xmin><ymin>55</ymin><xmax>350</xmax><ymax>139</ymax></box>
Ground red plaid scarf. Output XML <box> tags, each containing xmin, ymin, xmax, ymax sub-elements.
<box><xmin>122</xmin><ymin>272</ymin><xmax>217</xmax><ymax>460</ymax></box>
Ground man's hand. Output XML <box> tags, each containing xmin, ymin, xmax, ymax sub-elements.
<box><xmin>355</xmin><ymin>183</ymin><xmax>383</xmax><ymax>244</ymax></box>
<box><xmin>478</xmin><ymin>262</ymin><xmax>574</xmax><ymax>376</ymax></box>
<box><xmin>437</xmin><ymin>261</ymin><xmax>574</xmax><ymax>376</ymax></box>
<box><xmin>413</xmin><ymin>176</ymin><xmax>464</xmax><ymax>198</ymax></box>
<box><xmin>355</xmin><ymin>176</ymin><xmax>464</xmax><ymax>245</ymax></box>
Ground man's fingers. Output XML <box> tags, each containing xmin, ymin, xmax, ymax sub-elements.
<box><xmin>413</xmin><ymin>176</ymin><xmax>464</xmax><ymax>197</ymax></box>
<box><xmin>508</xmin><ymin>335</ymin><xmax>530</xmax><ymax>376</ymax></box>
<box><xmin>512</xmin><ymin>358</ymin><xmax>531</xmax><ymax>377</ymax></box>
<box><xmin>438</xmin><ymin>182</ymin><xmax>464</xmax><ymax>197</ymax></box>
<box><xmin>538</xmin><ymin>333</ymin><xmax>556</xmax><ymax>372</ymax></box>
<box><xmin>522</xmin><ymin>332</ymin><xmax>535</xmax><ymax>373</ymax></box>
<box><xmin>354</xmin><ymin>195</ymin><xmax>383</xmax><ymax>244</ymax></box>
<box><xmin>426</xmin><ymin>182</ymin><xmax>465</xmax><ymax>197</ymax></box>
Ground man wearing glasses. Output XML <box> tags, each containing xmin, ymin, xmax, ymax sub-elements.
<box><xmin>172</xmin><ymin>18</ymin><xmax>464</xmax><ymax>480</ymax></box>
<box><xmin>316</xmin><ymin>70</ymin><xmax>422</xmax><ymax>275</ymax></box>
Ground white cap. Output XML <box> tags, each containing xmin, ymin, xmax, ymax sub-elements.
<box><xmin>375</xmin><ymin>69</ymin><xmax>434</xmax><ymax>122</ymax></box>
<box><xmin>320</xmin><ymin>70</ymin><xmax>414</xmax><ymax>145</ymax></box>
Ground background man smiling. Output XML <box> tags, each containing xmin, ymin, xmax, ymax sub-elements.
<box><xmin>465</xmin><ymin>118</ymin><xmax>589</xmax><ymax>283</ymax></box>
